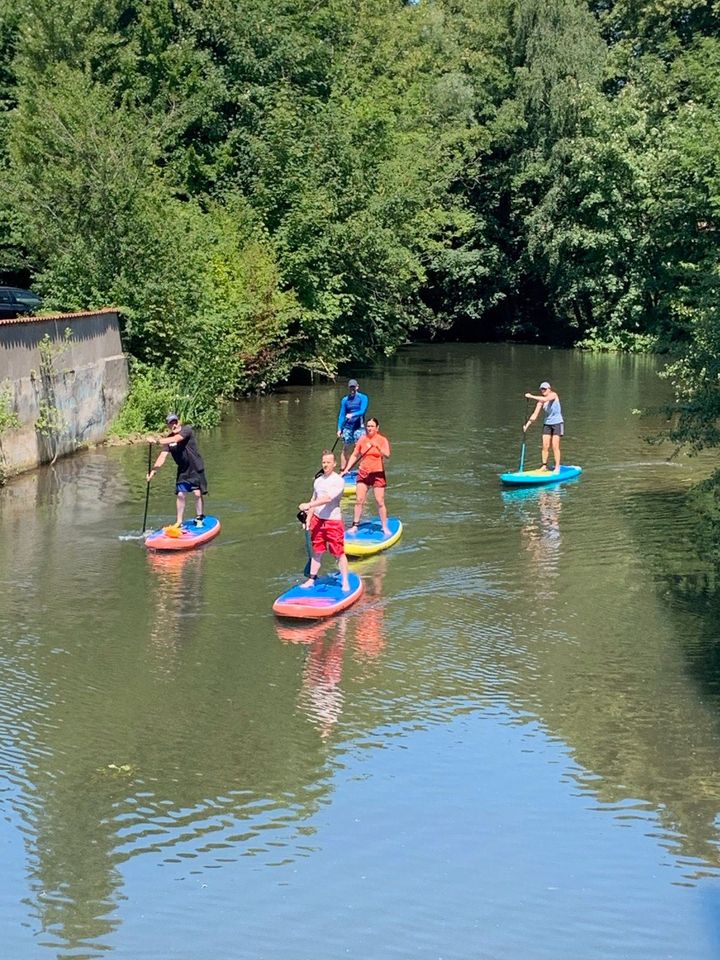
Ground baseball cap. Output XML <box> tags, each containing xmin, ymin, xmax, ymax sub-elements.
<box><xmin>165</xmin><ymin>412</ymin><xmax>179</xmax><ymax>424</ymax></box>
<box><xmin>539</xmin><ymin>381</ymin><xmax>551</xmax><ymax>390</ymax></box>
<box><xmin>348</xmin><ymin>378</ymin><xmax>359</xmax><ymax>388</ymax></box>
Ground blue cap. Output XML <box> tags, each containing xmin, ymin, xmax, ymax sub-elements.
<box><xmin>539</xmin><ymin>382</ymin><xmax>551</xmax><ymax>390</ymax></box>
<box><xmin>348</xmin><ymin>379</ymin><xmax>359</xmax><ymax>388</ymax></box>
<box><xmin>165</xmin><ymin>413</ymin><xmax>179</xmax><ymax>424</ymax></box>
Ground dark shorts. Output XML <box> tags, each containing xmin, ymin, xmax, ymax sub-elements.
<box><xmin>357</xmin><ymin>471</ymin><xmax>387</xmax><ymax>488</ymax></box>
<box><xmin>543</xmin><ymin>422</ymin><xmax>564</xmax><ymax>437</ymax></box>
<box><xmin>310</xmin><ymin>517</ymin><xmax>345</xmax><ymax>558</ymax></box>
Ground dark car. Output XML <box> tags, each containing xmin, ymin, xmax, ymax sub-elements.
<box><xmin>0</xmin><ymin>286</ymin><xmax>42</xmax><ymax>310</ymax></box>
<box><xmin>0</xmin><ymin>289</ymin><xmax>33</xmax><ymax>320</ymax></box>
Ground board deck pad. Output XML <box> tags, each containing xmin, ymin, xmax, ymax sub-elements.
<box><xmin>344</xmin><ymin>517</ymin><xmax>403</xmax><ymax>557</ymax></box>
<box><xmin>273</xmin><ymin>571</ymin><xmax>363</xmax><ymax>619</ymax></box>
<box><xmin>144</xmin><ymin>515</ymin><xmax>221</xmax><ymax>551</ymax></box>
<box><xmin>499</xmin><ymin>465</ymin><xmax>582</xmax><ymax>487</ymax></box>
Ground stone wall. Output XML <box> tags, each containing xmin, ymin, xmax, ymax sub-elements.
<box><xmin>0</xmin><ymin>309</ymin><xmax>129</xmax><ymax>476</ymax></box>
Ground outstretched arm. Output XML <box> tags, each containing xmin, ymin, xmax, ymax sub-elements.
<box><xmin>337</xmin><ymin>397</ymin><xmax>348</xmax><ymax>433</ymax></box>
<box><xmin>147</xmin><ymin>450</ymin><xmax>169</xmax><ymax>480</ymax></box>
<box><xmin>523</xmin><ymin>401</ymin><xmax>544</xmax><ymax>432</ymax></box>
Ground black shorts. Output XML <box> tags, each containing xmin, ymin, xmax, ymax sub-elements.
<box><xmin>543</xmin><ymin>422</ymin><xmax>564</xmax><ymax>437</ymax></box>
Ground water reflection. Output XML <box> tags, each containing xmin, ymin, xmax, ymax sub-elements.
<box><xmin>276</xmin><ymin>555</ymin><xmax>390</xmax><ymax>738</ymax></box>
<box><xmin>145</xmin><ymin>549</ymin><xmax>206</xmax><ymax>675</ymax></box>
<box><xmin>502</xmin><ymin>486</ymin><xmax>563</xmax><ymax>591</ymax></box>
<box><xmin>4</xmin><ymin>345</ymin><xmax>720</xmax><ymax>959</ymax></box>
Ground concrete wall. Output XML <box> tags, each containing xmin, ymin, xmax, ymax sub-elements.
<box><xmin>0</xmin><ymin>309</ymin><xmax>129</xmax><ymax>476</ymax></box>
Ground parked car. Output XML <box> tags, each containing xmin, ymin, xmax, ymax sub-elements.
<box><xmin>0</xmin><ymin>286</ymin><xmax>42</xmax><ymax>310</ymax></box>
<box><xmin>0</xmin><ymin>289</ymin><xmax>33</xmax><ymax>320</ymax></box>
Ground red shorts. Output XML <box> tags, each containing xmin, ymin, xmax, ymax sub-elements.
<box><xmin>357</xmin><ymin>471</ymin><xmax>387</xmax><ymax>488</ymax></box>
<box><xmin>310</xmin><ymin>516</ymin><xmax>345</xmax><ymax>557</ymax></box>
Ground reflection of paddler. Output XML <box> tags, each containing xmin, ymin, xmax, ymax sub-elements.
<box><xmin>351</xmin><ymin>555</ymin><xmax>388</xmax><ymax>662</ymax></box>
<box><xmin>520</xmin><ymin>488</ymin><xmax>562</xmax><ymax>582</ymax></box>
<box><xmin>146</xmin><ymin>549</ymin><xmax>206</xmax><ymax>662</ymax></box>
<box><xmin>294</xmin><ymin>619</ymin><xmax>347</xmax><ymax>739</ymax></box>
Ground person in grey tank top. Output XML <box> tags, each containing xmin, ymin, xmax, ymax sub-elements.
<box><xmin>523</xmin><ymin>381</ymin><xmax>564</xmax><ymax>473</ymax></box>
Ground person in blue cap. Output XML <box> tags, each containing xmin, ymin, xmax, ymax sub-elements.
<box><xmin>523</xmin><ymin>381</ymin><xmax>564</xmax><ymax>473</ymax></box>
<box><xmin>336</xmin><ymin>378</ymin><xmax>369</xmax><ymax>470</ymax></box>
<box><xmin>147</xmin><ymin>413</ymin><xmax>209</xmax><ymax>526</ymax></box>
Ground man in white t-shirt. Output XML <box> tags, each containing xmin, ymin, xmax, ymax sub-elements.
<box><xmin>298</xmin><ymin>450</ymin><xmax>350</xmax><ymax>591</ymax></box>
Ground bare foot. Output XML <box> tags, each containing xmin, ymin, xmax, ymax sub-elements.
<box><xmin>341</xmin><ymin>581</ymin><xmax>350</xmax><ymax>592</ymax></box>
<box><xmin>300</xmin><ymin>578</ymin><xmax>316</xmax><ymax>589</ymax></box>
<box><xmin>553</xmin><ymin>466</ymin><xmax>561</xmax><ymax>474</ymax></box>
<box><xmin>347</xmin><ymin>525</ymin><xmax>358</xmax><ymax>535</ymax></box>
<box><xmin>382</xmin><ymin>528</ymin><xmax>391</xmax><ymax>537</ymax></box>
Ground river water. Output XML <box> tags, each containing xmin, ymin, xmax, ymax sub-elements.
<box><xmin>2</xmin><ymin>343</ymin><xmax>720</xmax><ymax>960</ymax></box>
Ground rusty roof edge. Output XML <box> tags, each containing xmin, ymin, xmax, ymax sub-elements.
<box><xmin>0</xmin><ymin>307</ymin><xmax>120</xmax><ymax>328</ymax></box>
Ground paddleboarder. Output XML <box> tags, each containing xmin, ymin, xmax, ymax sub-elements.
<box><xmin>337</xmin><ymin>378</ymin><xmax>369</xmax><ymax>470</ymax></box>
<box><xmin>342</xmin><ymin>417</ymin><xmax>392</xmax><ymax>537</ymax></box>
<box><xmin>523</xmin><ymin>381</ymin><xmax>564</xmax><ymax>473</ymax></box>
<box><xmin>299</xmin><ymin>450</ymin><xmax>351</xmax><ymax>592</ymax></box>
<box><xmin>147</xmin><ymin>414</ymin><xmax>209</xmax><ymax>527</ymax></box>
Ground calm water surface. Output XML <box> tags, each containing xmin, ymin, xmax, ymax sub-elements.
<box><xmin>2</xmin><ymin>343</ymin><xmax>720</xmax><ymax>959</ymax></box>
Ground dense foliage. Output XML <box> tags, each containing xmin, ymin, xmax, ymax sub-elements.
<box><xmin>0</xmin><ymin>0</ymin><xmax>719</xmax><ymax>434</ymax></box>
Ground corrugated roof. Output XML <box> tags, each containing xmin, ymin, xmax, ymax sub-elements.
<box><xmin>0</xmin><ymin>307</ymin><xmax>119</xmax><ymax>328</ymax></box>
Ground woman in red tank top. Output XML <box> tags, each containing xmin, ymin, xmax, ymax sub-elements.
<box><xmin>341</xmin><ymin>417</ymin><xmax>391</xmax><ymax>536</ymax></box>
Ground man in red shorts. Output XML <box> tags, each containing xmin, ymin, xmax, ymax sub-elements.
<box><xmin>298</xmin><ymin>450</ymin><xmax>350</xmax><ymax>592</ymax></box>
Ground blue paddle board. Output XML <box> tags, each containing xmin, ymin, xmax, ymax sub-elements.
<box><xmin>499</xmin><ymin>465</ymin><xmax>582</xmax><ymax>487</ymax></box>
<box><xmin>344</xmin><ymin>518</ymin><xmax>403</xmax><ymax>557</ymax></box>
<box><xmin>145</xmin><ymin>515</ymin><xmax>221</xmax><ymax>551</ymax></box>
<box><xmin>273</xmin><ymin>571</ymin><xmax>363</xmax><ymax>619</ymax></box>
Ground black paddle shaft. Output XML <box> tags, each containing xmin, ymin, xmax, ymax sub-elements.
<box><xmin>142</xmin><ymin>443</ymin><xmax>153</xmax><ymax>532</ymax></box>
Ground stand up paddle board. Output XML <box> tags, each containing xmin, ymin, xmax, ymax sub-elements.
<box><xmin>343</xmin><ymin>471</ymin><xmax>358</xmax><ymax>496</ymax></box>
<box><xmin>273</xmin><ymin>571</ymin><xmax>363</xmax><ymax>619</ymax></box>
<box><xmin>344</xmin><ymin>518</ymin><xmax>403</xmax><ymax>557</ymax></box>
<box><xmin>144</xmin><ymin>515</ymin><xmax>221</xmax><ymax>551</ymax></box>
<box><xmin>499</xmin><ymin>465</ymin><xmax>582</xmax><ymax>487</ymax></box>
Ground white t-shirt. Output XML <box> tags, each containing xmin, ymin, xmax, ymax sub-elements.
<box><xmin>312</xmin><ymin>472</ymin><xmax>344</xmax><ymax>520</ymax></box>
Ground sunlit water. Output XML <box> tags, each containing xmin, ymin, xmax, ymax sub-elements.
<box><xmin>2</xmin><ymin>343</ymin><xmax>720</xmax><ymax>959</ymax></box>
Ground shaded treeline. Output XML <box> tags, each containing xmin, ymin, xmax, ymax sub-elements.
<box><xmin>0</xmin><ymin>0</ymin><xmax>718</xmax><ymax>435</ymax></box>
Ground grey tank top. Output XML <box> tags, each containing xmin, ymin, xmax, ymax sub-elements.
<box><xmin>543</xmin><ymin>396</ymin><xmax>563</xmax><ymax>425</ymax></box>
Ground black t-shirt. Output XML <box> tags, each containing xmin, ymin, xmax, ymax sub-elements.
<box><xmin>168</xmin><ymin>426</ymin><xmax>207</xmax><ymax>489</ymax></box>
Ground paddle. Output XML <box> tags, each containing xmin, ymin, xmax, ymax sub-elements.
<box><xmin>519</xmin><ymin>399</ymin><xmax>531</xmax><ymax>472</ymax></box>
<box><xmin>142</xmin><ymin>443</ymin><xmax>153</xmax><ymax>533</ymax></box>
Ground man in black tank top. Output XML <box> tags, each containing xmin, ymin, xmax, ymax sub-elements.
<box><xmin>147</xmin><ymin>413</ymin><xmax>209</xmax><ymax>526</ymax></box>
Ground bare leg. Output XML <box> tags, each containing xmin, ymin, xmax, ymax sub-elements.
<box><xmin>337</xmin><ymin>553</ymin><xmax>350</xmax><ymax>592</ymax></box>
<box><xmin>373</xmin><ymin>486</ymin><xmax>390</xmax><ymax>536</ymax></box>
<box><xmin>301</xmin><ymin>553</ymin><xmax>322</xmax><ymax>588</ymax></box>
<box><xmin>349</xmin><ymin>482</ymin><xmax>368</xmax><ymax>533</ymax></box>
<box><xmin>193</xmin><ymin>489</ymin><xmax>204</xmax><ymax>518</ymax></box>
<box><xmin>552</xmin><ymin>434</ymin><xmax>561</xmax><ymax>473</ymax></box>
<box><xmin>541</xmin><ymin>434</ymin><xmax>551</xmax><ymax>468</ymax></box>
<box><xmin>175</xmin><ymin>490</ymin><xmax>186</xmax><ymax>524</ymax></box>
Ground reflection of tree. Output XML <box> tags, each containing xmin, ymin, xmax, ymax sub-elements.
<box><xmin>515</xmin><ymin>486</ymin><xmax>720</xmax><ymax>881</ymax></box>
<box><xmin>0</xmin><ymin>451</ymin><xmax>335</xmax><ymax>957</ymax></box>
